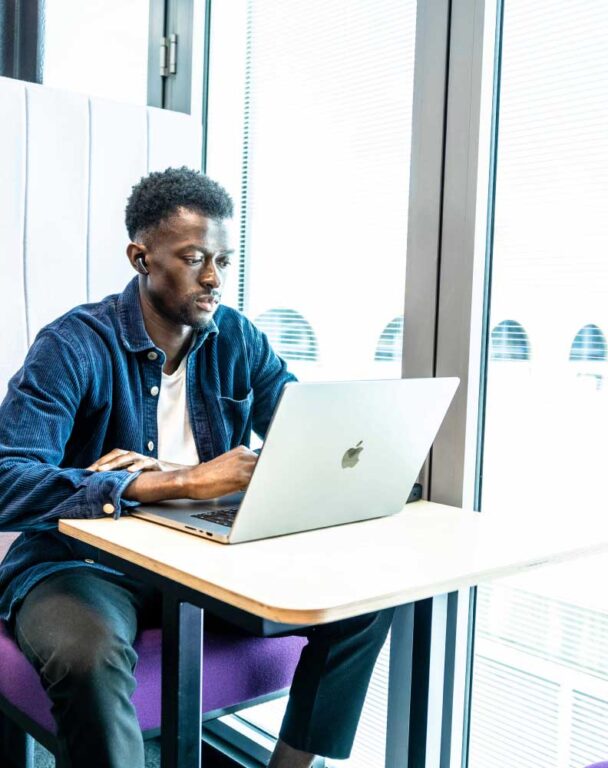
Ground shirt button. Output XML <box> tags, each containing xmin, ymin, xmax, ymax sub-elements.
<box><xmin>147</xmin><ymin>441</ymin><xmax>154</xmax><ymax>451</ymax></box>
<box><xmin>84</xmin><ymin>558</ymin><xmax>95</xmax><ymax>564</ymax></box>
<box><xmin>150</xmin><ymin>385</ymin><xmax>160</xmax><ymax>397</ymax></box>
<box><xmin>102</xmin><ymin>503</ymin><xmax>115</xmax><ymax>515</ymax></box>
<box><xmin>147</xmin><ymin>351</ymin><xmax>158</xmax><ymax>361</ymax></box>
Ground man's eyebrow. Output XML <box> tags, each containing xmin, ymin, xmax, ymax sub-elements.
<box><xmin>179</xmin><ymin>245</ymin><xmax>235</xmax><ymax>256</ymax></box>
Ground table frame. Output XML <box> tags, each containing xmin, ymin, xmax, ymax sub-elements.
<box><xmin>61</xmin><ymin>500</ymin><xmax>608</xmax><ymax>768</ymax></box>
<box><xmin>92</xmin><ymin>546</ymin><xmax>447</xmax><ymax>768</ymax></box>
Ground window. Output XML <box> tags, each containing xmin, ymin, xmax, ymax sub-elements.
<box><xmin>206</xmin><ymin>0</ymin><xmax>415</xmax><ymax>385</ymax></box>
<box><xmin>42</xmin><ymin>0</ymin><xmax>150</xmax><ymax>104</ymax></box>
<box><xmin>490</xmin><ymin>319</ymin><xmax>530</xmax><ymax>361</ymax></box>
<box><xmin>569</xmin><ymin>324</ymin><xmax>607</xmax><ymax>362</ymax></box>
<box><xmin>468</xmin><ymin>2</ymin><xmax>608</xmax><ymax>766</ymax></box>
<box><xmin>253</xmin><ymin>309</ymin><xmax>318</xmax><ymax>361</ymax></box>
<box><xmin>205</xmin><ymin>1</ymin><xmax>417</xmax><ymax>763</ymax></box>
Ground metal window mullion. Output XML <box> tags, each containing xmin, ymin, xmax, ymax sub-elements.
<box><xmin>0</xmin><ymin>0</ymin><xmax>43</xmax><ymax>82</ymax></box>
<box><xmin>402</xmin><ymin>0</ymin><xmax>451</xmax><ymax>386</ymax></box>
<box><xmin>404</xmin><ymin>0</ymin><xmax>493</xmax><ymax>767</ymax></box>
<box><xmin>150</xmin><ymin>0</ymin><xmax>202</xmax><ymax>116</ymax></box>
<box><xmin>459</xmin><ymin>0</ymin><xmax>505</xmax><ymax>764</ymax></box>
<box><xmin>162</xmin><ymin>0</ymin><xmax>192</xmax><ymax>113</ymax></box>
<box><xmin>432</xmin><ymin>1</ymin><xmax>498</xmax><ymax>768</ymax></box>
<box><xmin>433</xmin><ymin>0</ymin><xmax>487</xmax><ymax>511</ymax></box>
<box><xmin>400</xmin><ymin>4</ymin><xmax>456</xmax><ymax>768</ymax></box>
<box><xmin>147</xmin><ymin>0</ymin><xmax>167</xmax><ymax>108</ymax></box>
<box><xmin>200</xmin><ymin>0</ymin><xmax>213</xmax><ymax>171</ymax></box>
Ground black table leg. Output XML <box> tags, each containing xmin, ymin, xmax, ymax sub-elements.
<box><xmin>385</xmin><ymin>603</ymin><xmax>416</xmax><ymax>766</ymax></box>
<box><xmin>386</xmin><ymin>594</ymin><xmax>459</xmax><ymax>768</ymax></box>
<box><xmin>161</xmin><ymin>597</ymin><xmax>204</xmax><ymax>768</ymax></box>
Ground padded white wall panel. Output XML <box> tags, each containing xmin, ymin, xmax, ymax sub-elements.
<box><xmin>0</xmin><ymin>78</ymin><xmax>28</xmax><ymax>398</ymax></box>
<box><xmin>0</xmin><ymin>78</ymin><xmax>201</xmax><ymax>545</ymax></box>
<box><xmin>25</xmin><ymin>85</ymin><xmax>89</xmax><ymax>339</ymax></box>
<box><xmin>0</xmin><ymin>76</ymin><xmax>201</xmax><ymax>375</ymax></box>
<box><xmin>147</xmin><ymin>106</ymin><xmax>202</xmax><ymax>172</ymax></box>
<box><xmin>88</xmin><ymin>99</ymin><xmax>148</xmax><ymax>302</ymax></box>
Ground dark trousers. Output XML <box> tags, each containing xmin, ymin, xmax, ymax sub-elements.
<box><xmin>13</xmin><ymin>568</ymin><xmax>394</xmax><ymax>767</ymax></box>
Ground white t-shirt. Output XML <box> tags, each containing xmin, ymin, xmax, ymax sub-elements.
<box><xmin>156</xmin><ymin>354</ymin><xmax>200</xmax><ymax>467</ymax></box>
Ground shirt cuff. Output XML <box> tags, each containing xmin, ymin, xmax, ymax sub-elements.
<box><xmin>84</xmin><ymin>470</ymin><xmax>142</xmax><ymax>520</ymax></box>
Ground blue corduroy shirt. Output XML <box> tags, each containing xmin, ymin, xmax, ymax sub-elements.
<box><xmin>0</xmin><ymin>277</ymin><xmax>295</xmax><ymax>621</ymax></box>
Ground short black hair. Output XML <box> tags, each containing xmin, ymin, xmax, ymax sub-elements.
<box><xmin>125</xmin><ymin>166</ymin><xmax>233</xmax><ymax>240</ymax></box>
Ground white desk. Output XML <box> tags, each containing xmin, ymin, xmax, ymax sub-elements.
<box><xmin>59</xmin><ymin>501</ymin><xmax>608</xmax><ymax>767</ymax></box>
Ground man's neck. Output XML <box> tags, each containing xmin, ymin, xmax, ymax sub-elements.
<box><xmin>138</xmin><ymin>289</ymin><xmax>195</xmax><ymax>375</ymax></box>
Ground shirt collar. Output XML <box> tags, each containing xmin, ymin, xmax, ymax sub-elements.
<box><xmin>117</xmin><ymin>277</ymin><xmax>219</xmax><ymax>354</ymax></box>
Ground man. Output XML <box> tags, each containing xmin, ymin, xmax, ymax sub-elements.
<box><xmin>0</xmin><ymin>167</ymin><xmax>393</xmax><ymax>767</ymax></box>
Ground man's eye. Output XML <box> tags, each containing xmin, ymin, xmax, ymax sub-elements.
<box><xmin>185</xmin><ymin>257</ymin><xmax>203</xmax><ymax>265</ymax></box>
<box><xmin>218</xmin><ymin>258</ymin><xmax>231</xmax><ymax>269</ymax></box>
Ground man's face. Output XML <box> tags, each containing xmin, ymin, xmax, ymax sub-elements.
<box><xmin>131</xmin><ymin>207</ymin><xmax>234</xmax><ymax>329</ymax></box>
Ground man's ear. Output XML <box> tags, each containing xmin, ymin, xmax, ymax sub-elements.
<box><xmin>127</xmin><ymin>243</ymin><xmax>149</xmax><ymax>275</ymax></box>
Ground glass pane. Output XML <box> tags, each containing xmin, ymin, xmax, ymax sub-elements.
<box><xmin>207</xmin><ymin>1</ymin><xmax>417</xmax><ymax>764</ymax></box>
<box><xmin>42</xmin><ymin>0</ymin><xmax>149</xmax><ymax>104</ymax></box>
<box><xmin>207</xmin><ymin>0</ymin><xmax>416</xmax><ymax>383</ymax></box>
<box><xmin>468</xmin><ymin>2</ymin><xmax>608</xmax><ymax>766</ymax></box>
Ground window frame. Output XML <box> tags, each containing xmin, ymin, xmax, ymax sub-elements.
<box><xmin>403</xmin><ymin>0</ymin><xmax>499</xmax><ymax>766</ymax></box>
<box><xmin>0</xmin><ymin>0</ymin><xmax>44</xmax><ymax>82</ymax></box>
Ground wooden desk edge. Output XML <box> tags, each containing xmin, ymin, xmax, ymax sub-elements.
<box><xmin>59</xmin><ymin>518</ymin><xmax>442</xmax><ymax>625</ymax></box>
<box><xmin>60</xmin><ymin>516</ymin><xmax>608</xmax><ymax>626</ymax></box>
<box><xmin>58</xmin><ymin>519</ymin><xmax>346</xmax><ymax>625</ymax></box>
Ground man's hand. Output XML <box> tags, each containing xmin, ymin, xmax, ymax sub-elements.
<box><xmin>87</xmin><ymin>448</ymin><xmax>191</xmax><ymax>474</ymax></box>
<box><xmin>182</xmin><ymin>446</ymin><xmax>258</xmax><ymax>499</ymax></box>
<box><xmin>121</xmin><ymin>446</ymin><xmax>258</xmax><ymax>504</ymax></box>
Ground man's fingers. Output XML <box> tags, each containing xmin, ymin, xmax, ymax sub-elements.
<box><xmin>87</xmin><ymin>448</ymin><xmax>129</xmax><ymax>471</ymax></box>
<box><xmin>98</xmin><ymin>453</ymin><xmax>139</xmax><ymax>471</ymax></box>
<box><xmin>97</xmin><ymin>451</ymin><xmax>141</xmax><ymax>471</ymax></box>
<box><xmin>128</xmin><ymin>458</ymin><xmax>160</xmax><ymax>473</ymax></box>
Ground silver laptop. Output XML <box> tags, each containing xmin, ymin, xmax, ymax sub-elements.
<box><xmin>132</xmin><ymin>377</ymin><xmax>459</xmax><ymax>544</ymax></box>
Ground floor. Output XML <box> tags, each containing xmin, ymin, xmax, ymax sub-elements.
<box><xmin>34</xmin><ymin>738</ymin><xmax>241</xmax><ymax>767</ymax></box>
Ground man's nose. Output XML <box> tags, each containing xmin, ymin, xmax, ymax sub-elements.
<box><xmin>200</xmin><ymin>259</ymin><xmax>221</xmax><ymax>288</ymax></box>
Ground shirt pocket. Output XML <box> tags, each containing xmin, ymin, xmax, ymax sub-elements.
<box><xmin>218</xmin><ymin>391</ymin><xmax>254</xmax><ymax>448</ymax></box>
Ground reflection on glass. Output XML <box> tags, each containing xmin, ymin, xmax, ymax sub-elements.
<box><xmin>490</xmin><ymin>319</ymin><xmax>530</xmax><ymax>361</ymax></box>
<box><xmin>253</xmin><ymin>308</ymin><xmax>319</xmax><ymax>361</ymax></box>
<box><xmin>569</xmin><ymin>324</ymin><xmax>607</xmax><ymax>362</ymax></box>
<box><xmin>375</xmin><ymin>317</ymin><xmax>404</xmax><ymax>362</ymax></box>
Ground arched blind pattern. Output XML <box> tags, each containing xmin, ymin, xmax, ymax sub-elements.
<box><xmin>253</xmin><ymin>308</ymin><xmax>319</xmax><ymax>361</ymax></box>
<box><xmin>374</xmin><ymin>317</ymin><xmax>404</xmax><ymax>362</ymax></box>
<box><xmin>569</xmin><ymin>324</ymin><xmax>607</xmax><ymax>362</ymax></box>
<box><xmin>490</xmin><ymin>320</ymin><xmax>530</xmax><ymax>361</ymax></box>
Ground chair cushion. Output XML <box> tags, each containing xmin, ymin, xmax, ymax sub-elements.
<box><xmin>0</xmin><ymin>620</ymin><xmax>305</xmax><ymax>733</ymax></box>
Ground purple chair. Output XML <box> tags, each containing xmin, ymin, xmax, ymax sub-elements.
<box><xmin>0</xmin><ymin>534</ymin><xmax>306</xmax><ymax>768</ymax></box>
<box><xmin>585</xmin><ymin>764</ymin><xmax>608</xmax><ymax>767</ymax></box>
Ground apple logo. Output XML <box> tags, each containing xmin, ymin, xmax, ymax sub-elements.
<box><xmin>341</xmin><ymin>440</ymin><xmax>364</xmax><ymax>469</ymax></box>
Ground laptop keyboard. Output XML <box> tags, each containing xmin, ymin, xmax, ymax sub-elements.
<box><xmin>191</xmin><ymin>506</ymin><xmax>239</xmax><ymax>528</ymax></box>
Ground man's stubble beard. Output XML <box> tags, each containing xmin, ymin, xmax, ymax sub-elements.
<box><xmin>178</xmin><ymin>304</ymin><xmax>214</xmax><ymax>330</ymax></box>
<box><xmin>150</xmin><ymin>291</ymin><xmax>217</xmax><ymax>330</ymax></box>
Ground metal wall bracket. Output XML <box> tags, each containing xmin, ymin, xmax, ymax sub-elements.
<box><xmin>169</xmin><ymin>33</ymin><xmax>178</xmax><ymax>75</ymax></box>
<box><xmin>160</xmin><ymin>33</ymin><xmax>178</xmax><ymax>77</ymax></box>
<box><xmin>160</xmin><ymin>36</ymin><xmax>169</xmax><ymax>76</ymax></box>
